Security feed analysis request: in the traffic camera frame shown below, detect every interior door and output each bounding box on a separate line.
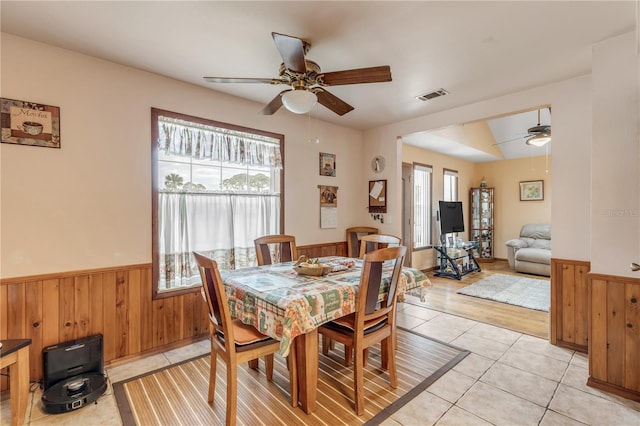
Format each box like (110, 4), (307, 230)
(402, 163), (413, 267)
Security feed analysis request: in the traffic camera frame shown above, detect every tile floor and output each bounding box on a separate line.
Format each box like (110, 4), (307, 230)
(3, 302), (640, 425)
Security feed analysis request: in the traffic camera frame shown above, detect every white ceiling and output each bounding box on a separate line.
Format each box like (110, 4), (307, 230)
(404, 107), (553, 162)
(0, 1), (634, 160)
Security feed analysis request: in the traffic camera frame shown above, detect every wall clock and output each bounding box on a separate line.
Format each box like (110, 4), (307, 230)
(371, 156), (385, 173)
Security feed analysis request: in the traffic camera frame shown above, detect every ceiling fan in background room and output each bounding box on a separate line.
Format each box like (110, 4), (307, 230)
(494, 107), (552, 147)
(204, 32), (392, 116)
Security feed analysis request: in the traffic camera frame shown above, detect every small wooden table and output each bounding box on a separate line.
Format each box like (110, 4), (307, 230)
(1, 339), (32, 426)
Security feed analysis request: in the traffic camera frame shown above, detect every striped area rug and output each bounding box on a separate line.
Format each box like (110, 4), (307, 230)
(113, 328), (468, 425)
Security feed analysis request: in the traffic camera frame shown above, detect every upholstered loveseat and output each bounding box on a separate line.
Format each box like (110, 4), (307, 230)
(505, 224), (551, 276)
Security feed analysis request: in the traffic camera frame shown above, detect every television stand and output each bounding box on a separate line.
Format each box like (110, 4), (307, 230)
(433, 243), (481, 280)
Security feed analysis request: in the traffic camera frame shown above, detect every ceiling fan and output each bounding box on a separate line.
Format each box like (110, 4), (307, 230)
(495, 108), (552, 147)
(203, 32), (392, 116)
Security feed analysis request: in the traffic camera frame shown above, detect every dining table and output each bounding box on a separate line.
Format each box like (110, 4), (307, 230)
(219, 256), (431, 414)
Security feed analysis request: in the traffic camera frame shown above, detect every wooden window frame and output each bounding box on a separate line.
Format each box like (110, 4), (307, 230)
(151, 108), (285, 299)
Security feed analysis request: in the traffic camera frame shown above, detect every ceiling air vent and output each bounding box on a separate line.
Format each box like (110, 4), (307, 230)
(416, 88), (449, 101)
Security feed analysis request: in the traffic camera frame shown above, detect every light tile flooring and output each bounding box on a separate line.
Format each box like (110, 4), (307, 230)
(3, 302), (640, 425)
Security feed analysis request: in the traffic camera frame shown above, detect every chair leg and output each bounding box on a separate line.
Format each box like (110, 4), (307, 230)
(344, 345), (353, 366)
(393, 323), (398, 351)
(265, 354), (274, 381)
(321, 334), (331, 355)
(248, 359), (259, 370)
(226, 362), (238, 426)
(354, 347), (365, 416)
(208, 347), (217, 404)
(345, 344), (370, 367)
(385, 336), (397, 388)
(381, 339), (389, 370)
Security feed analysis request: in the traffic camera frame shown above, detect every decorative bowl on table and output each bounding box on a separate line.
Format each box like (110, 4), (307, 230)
(293, 256), (332, 276)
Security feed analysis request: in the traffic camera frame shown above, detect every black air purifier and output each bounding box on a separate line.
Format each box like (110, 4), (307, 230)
(41, 334), (107, 414)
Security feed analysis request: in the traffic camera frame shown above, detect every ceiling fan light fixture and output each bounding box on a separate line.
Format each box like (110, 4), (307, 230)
(281, 89), (317, 114)
(526, 133), (551, 147)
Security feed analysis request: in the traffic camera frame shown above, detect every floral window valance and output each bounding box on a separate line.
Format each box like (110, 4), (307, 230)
(158, 117), (282, 169)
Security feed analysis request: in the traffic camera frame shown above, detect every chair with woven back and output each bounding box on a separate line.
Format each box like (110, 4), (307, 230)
(318, 246), (407, 415)
(358, 233), (401, 258)
(193, 252), (297, 426)
(345, 226), (379, 258)
(254, 234), (298, 265)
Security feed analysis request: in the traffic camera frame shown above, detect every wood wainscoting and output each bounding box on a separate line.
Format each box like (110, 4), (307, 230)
(588, 273), (640, 402)
(0, 241), (346, 387)
(0, 264), (210, 388)
(550, 258), (591, 353)
(297, 241), (347, 259)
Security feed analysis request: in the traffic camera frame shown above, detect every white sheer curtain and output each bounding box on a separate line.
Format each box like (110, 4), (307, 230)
(158, 192), (280, 291)
(158, 119), (282, 168)
(156, 116), (282, 292)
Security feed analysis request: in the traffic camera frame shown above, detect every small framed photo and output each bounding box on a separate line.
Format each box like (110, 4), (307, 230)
(520, 180), (544, 201)
(1, 98), (61, 148)
(319, 185), (338, 207)
(319, 152), (336, 177)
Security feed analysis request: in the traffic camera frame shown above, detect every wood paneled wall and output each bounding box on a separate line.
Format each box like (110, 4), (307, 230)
(0, 264), (210, 386)
(588, 273), (640, 402)
(550, 258), (591, 353)
(0, 241), (347, 386)
(298, 241), (347, 259)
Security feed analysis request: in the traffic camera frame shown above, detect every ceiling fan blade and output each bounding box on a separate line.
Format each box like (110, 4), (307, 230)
(204, 77), (282, 84)
(260, 90), (287, 115)
(272, 32), (307, 74)
(315, 88), (354, 116)
(319, 66), (392, 86)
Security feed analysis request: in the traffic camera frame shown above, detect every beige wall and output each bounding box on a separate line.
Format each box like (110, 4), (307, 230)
(0, 33), (365, 278)
(369, 28), (638, 275)
(475, 156), (552, 259)
(3, 30), (636, 280)
(401, 143), (552, 268)
(366, 74), (591, 265)
(591, 32), (639, 277)
(401, 144), (476, 269)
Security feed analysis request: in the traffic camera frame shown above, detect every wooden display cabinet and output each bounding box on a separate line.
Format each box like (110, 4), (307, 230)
(469, 187), (494, 262)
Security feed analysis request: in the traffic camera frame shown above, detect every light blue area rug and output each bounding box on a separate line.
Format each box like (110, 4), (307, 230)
(456, 273), (550, 312)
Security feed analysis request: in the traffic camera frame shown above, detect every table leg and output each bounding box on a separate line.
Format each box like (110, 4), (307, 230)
(10, 347), (29, 426)
(294, 328), (318, 414)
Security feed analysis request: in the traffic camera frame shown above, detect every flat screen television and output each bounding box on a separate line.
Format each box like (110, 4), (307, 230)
(439, 201), (465, 234)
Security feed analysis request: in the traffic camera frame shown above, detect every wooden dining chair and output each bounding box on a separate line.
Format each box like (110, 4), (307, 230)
(318, 246), (406, 416)
(326, 233), (401, 366)
(358, 233), (401, 258)
(346, 226), (379, 258)
(193, 252), (298, 425)
(254, 234), (298, 265)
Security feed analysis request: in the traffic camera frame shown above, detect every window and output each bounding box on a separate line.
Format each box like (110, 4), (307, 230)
(443, 169), (458, 202)
(413, 163), (432, 249)
(151, 109), (284, 297)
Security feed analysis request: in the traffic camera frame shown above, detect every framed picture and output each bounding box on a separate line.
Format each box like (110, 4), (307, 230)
(368, 179), (387, 213)
(319, 185), (338, 207)
(1, 98), (61, 148)
(319, 152), (336, 177)
(520, 180), (544, 201)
